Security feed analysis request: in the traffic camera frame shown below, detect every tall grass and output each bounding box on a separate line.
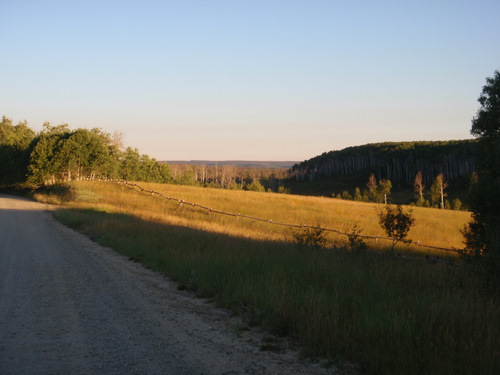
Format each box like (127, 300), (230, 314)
(45, 180), (470, 255)
(36, 181), (498, 374)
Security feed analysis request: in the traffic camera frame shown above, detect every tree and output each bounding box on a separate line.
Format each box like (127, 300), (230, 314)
(376, 179), (392, 204)
(27, 128), (71, 185)
(59, 129), (111, 181)
(353, 187), (363, 201)
(120, 147), (143, 181)
(462, 70), (500, 280)
(245, 180), (265, 192)
(367, 173), (377, 202)
(414, 171), (426, 206)
(377, 205), (415, 254)
(430, 174), (448, 209)
(341, 190), (353, 200)
(0, 117), (35, 185)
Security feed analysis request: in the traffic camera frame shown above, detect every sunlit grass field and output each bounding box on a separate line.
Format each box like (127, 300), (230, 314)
(34, 181), (498, 375)
(41, 180), (470, 256)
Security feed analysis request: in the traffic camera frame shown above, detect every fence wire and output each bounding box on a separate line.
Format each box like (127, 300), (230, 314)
(94, 178), (464, 255)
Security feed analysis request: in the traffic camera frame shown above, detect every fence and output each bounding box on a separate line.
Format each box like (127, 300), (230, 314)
(94, 178), (464, 256)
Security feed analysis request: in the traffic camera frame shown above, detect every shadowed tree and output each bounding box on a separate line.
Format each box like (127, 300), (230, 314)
(462, 70), (500, 281)
(0, 117), (36, 185)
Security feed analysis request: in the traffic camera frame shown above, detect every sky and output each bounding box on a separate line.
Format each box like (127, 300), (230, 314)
(1, 0), (499, 162)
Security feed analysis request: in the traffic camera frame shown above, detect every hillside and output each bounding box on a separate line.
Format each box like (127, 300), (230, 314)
(286, 140), (477, 201)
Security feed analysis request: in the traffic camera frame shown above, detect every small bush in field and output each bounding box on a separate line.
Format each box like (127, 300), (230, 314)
(377, 205), (415, 254)
(346, 223), (368, 253)
(292, 226), (327, 248)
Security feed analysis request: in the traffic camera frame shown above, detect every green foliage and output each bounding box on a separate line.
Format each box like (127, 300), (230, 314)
(292, 226), (327, 248)
(0, 117), (173, 187)
(452, 198), (462, 210)
(346, 223), (368, 253)
(27, 130), (70, 185)
(377, 205), (416, 254)
(353, 187), (363, 201)
(365, 174), (392, 203)
(376, 179), (392, 203)
(463, 70), (500, 282)
(341, 190), (352, 200)
(244, 180), (265, 192)
(0, 116), (36, 185)
(175, 167), (197, 186)
(430, 173), (448, 208)
(414, 196), (427, 207)
(277, 185), (290, 194)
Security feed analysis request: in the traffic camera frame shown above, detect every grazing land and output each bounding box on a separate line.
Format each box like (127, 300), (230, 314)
(32, 180), (499, 375)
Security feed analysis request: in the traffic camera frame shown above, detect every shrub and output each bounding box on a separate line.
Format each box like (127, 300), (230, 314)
(292, 226), (327, 248)
(346, 223), (368, 253)
(377, 205), (415, 254)
(452, 198), (463, 211)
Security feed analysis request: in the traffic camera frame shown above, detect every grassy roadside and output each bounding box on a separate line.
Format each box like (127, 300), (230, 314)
(36, 182), (498, 374)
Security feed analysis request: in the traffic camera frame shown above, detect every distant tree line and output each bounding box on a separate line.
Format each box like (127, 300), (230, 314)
(290, 140), (478, 188)
(0, 117), (290, 192)
(168, 163), (289, 192)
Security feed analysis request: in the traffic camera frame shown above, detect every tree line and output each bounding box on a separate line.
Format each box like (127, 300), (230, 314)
(0, 118), (172, 187)
(168, 163), (289, 192)
(332, 171), (463, 210)
(289, 140), (478, 188)
(0, 117), (289, 192)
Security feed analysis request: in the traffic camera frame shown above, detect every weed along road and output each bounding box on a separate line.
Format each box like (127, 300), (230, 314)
(0, 195), (331, 375)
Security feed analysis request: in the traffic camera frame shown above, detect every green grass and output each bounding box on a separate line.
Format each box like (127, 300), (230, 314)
(51, 200), (499, 375)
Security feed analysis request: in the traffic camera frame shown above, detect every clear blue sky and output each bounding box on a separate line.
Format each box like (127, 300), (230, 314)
(2, 0), (499, 161)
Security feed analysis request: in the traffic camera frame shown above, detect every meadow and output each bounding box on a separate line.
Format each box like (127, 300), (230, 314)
(35, 181), (499, 375)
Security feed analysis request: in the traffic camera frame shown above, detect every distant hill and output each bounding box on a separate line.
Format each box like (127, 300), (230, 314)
(290, 140), (477, 186)
(166, 160), (298, 169)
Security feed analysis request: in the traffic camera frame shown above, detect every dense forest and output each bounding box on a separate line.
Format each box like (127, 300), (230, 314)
(289, 140), (478, 187)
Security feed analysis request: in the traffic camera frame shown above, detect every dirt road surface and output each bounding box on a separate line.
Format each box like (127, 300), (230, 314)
(0, 195), (333, 375)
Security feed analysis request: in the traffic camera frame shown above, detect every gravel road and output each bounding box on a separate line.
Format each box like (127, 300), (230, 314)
(0, 195), (333, 375)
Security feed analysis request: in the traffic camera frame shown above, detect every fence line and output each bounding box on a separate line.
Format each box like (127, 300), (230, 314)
(93, 178), (464, 255)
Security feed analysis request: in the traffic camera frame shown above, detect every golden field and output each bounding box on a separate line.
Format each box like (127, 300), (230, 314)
(43, 180), (471, 255)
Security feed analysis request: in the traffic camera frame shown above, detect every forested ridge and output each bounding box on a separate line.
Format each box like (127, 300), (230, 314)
(290, 140), (478, 187)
